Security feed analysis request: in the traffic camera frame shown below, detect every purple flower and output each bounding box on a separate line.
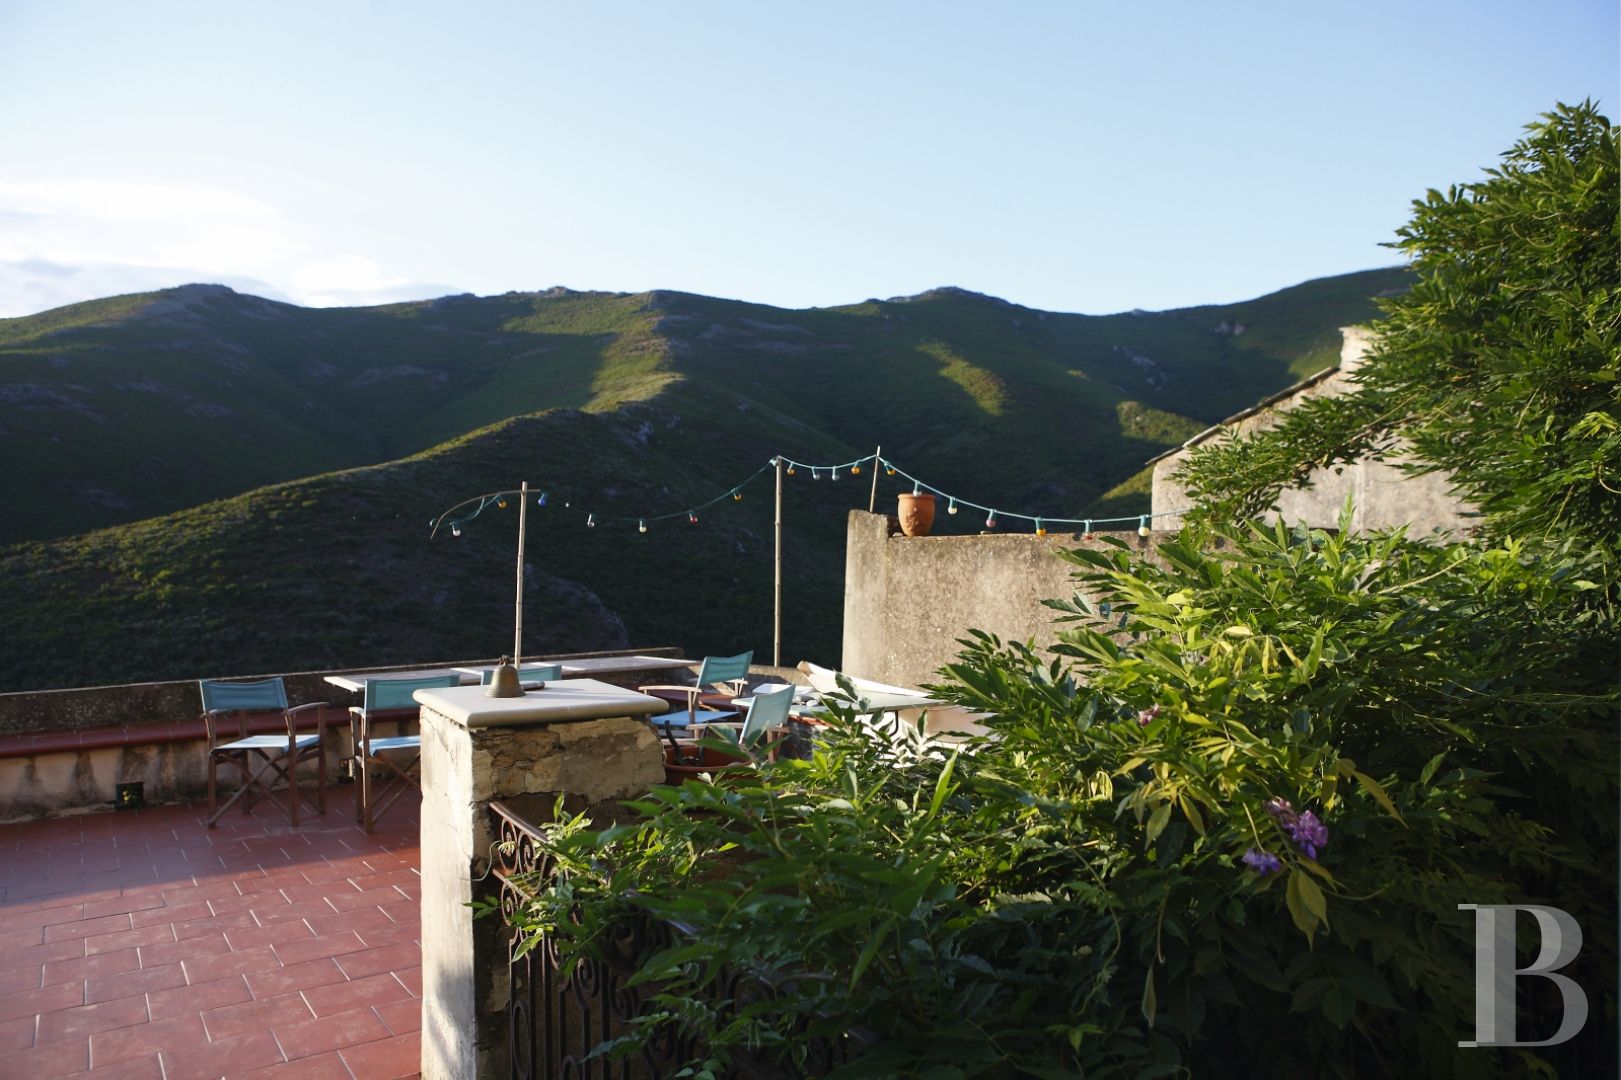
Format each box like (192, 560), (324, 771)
(1241, 848), (1283, 875)
(1262, 797), (1295, 823)
(1136, 705), (1161, 726)
(1286, 810), (1329, 860)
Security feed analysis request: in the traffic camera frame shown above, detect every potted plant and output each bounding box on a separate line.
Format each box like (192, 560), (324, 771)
(896, 492), (936, 536)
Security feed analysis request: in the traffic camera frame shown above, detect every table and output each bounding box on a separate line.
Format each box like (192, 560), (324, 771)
(413, 678), (665, 729)
(323, 666), (477, 694)
(325, 655), (694, 695)
(453, 655), (694, 681)
(731, 688), (942, 721)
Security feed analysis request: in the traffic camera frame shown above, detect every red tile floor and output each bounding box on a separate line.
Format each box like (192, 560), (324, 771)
(0, 791), (424, 1079)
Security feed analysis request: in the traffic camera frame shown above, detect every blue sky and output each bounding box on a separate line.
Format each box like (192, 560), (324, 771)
(0, 1), (1615, 318)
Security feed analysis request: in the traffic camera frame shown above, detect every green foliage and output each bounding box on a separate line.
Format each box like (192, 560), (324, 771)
(501, 518), (1616, 1077)
(1175, 102), (1621, 587)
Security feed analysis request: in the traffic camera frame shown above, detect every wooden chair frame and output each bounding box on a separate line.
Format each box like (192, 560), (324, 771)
(350, 676), (458, 833)
(639, 651), (752, 735)
(200, 678), (328, 829)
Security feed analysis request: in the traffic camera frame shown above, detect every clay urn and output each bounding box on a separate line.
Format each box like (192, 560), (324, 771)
(897, 492), (936, 537)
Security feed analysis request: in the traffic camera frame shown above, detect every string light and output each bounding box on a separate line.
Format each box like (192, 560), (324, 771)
(878, 456), (1178, 534)
(430, 450), (1181, 542)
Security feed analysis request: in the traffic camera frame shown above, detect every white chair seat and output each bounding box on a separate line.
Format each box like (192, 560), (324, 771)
(654, 709), (738, 732)
(217, 733), (320, 752)
(366, 735), (422, 753)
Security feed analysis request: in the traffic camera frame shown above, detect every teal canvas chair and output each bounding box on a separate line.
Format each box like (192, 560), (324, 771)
(638, 651), (752, 734)
(199, 677), (329, 828)
(737, 684), (795, 748)
(667, 684), (796, 767)
(350, 675), (458, 832)
(479, 663), (561, 687)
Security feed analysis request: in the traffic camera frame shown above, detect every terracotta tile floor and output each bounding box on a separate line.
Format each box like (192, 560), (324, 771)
(0, 790), (423, 1079)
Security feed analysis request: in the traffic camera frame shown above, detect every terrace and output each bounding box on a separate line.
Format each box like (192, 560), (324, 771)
(0, 517), (1147, 1077)
(0, 793), (424, 1079)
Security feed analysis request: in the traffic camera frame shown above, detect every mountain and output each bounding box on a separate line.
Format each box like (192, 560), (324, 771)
(0, 267), (1409, 692)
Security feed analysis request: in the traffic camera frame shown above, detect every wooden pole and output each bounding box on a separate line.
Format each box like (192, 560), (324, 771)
(867, 444), (882, 513)
(773, 457), (783, 667)
(514, 481), (527, 663)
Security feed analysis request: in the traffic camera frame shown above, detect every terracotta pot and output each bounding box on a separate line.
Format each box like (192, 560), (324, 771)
(897, 493), (936, 537)
(662, 743), (749, 785)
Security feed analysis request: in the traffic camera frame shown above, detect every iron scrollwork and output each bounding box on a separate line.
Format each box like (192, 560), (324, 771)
(488, 801), (853, 1079)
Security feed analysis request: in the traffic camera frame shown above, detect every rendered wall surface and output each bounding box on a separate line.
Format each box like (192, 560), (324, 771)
(841, 511), (1152, 689)
(1151, 327), (1476, 535)
(417, 701), (662, 1080)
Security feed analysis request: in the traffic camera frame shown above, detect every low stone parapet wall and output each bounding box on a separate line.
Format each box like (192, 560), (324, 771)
(0, 648), (685, 822)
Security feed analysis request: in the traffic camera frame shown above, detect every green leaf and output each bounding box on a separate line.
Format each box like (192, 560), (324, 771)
(849, 916), (895, 990)
(1146, 800), (1173, 843)
(1351, 769), (1405, 823)
(1179, 794), (1206, 836)
(1141, 967), (1157, 1028)
(1295, 869), (1330, 927)
(1285, 870), (1320, 944)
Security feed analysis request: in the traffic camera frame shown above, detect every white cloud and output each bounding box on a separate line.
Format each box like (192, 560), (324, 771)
(0, 180), (277, 223)
(0, 179), (454, 317)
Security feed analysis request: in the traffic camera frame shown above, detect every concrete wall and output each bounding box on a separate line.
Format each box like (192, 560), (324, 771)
(1151, 326), (1475, 535)
(0, 647), (684, 822)
(841, 510), (1152, 689)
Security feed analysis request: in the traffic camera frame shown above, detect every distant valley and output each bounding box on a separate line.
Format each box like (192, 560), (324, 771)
(0, 267), (1409, 692)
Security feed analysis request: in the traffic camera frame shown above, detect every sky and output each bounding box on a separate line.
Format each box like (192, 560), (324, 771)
(0, 1), (1615, 319)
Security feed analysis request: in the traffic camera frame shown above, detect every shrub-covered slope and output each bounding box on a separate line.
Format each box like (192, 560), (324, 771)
(0, 267), (1409, 691)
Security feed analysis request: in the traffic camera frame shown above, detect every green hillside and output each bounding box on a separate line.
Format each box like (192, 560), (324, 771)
(0, 267), (1410, 692)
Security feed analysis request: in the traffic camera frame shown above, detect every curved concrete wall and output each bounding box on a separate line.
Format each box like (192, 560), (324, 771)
(840, 511), (1153, 689)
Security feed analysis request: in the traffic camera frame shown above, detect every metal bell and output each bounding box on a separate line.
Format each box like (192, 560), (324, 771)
(485, 656), (525, 698)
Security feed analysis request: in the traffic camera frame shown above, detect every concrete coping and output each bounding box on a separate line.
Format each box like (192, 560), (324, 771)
(414, 679), (667, 730)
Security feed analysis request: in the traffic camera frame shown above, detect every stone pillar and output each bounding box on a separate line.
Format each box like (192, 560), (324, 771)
(415, 682), (665, 1080)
